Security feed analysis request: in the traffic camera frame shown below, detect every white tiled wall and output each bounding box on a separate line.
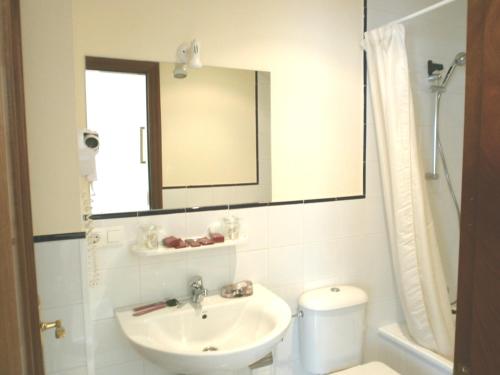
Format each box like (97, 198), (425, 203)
(35, 240), (87, 375)
(92, 194), (402, 375)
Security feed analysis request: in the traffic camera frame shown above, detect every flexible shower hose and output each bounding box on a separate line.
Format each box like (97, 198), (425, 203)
(437, 133), (461, 222)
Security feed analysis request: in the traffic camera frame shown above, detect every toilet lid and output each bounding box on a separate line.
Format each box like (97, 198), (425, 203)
(332, 362), (400, 375)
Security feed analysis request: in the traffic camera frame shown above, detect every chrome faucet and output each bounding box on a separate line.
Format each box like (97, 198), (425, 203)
(189, 276), (208, 306)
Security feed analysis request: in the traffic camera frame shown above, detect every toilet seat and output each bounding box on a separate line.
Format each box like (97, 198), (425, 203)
(332, 361), (400, 374)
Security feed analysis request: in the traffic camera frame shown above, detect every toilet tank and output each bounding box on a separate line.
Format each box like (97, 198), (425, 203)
(298, 286), (368, 374)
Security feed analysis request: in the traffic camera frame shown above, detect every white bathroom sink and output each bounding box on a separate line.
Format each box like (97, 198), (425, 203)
(116, 283), (291, 374)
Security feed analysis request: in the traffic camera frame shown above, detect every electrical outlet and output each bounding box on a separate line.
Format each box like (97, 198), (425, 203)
(87, 231), (102, 245)
(89, 226), (124, 248)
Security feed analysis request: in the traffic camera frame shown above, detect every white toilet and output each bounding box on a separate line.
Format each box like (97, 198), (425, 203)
(298, 285), (399, 375)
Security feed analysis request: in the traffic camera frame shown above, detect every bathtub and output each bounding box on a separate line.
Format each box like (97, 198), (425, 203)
(377, 323), (453, 375)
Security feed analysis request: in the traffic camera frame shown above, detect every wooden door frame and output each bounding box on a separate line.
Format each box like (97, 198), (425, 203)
(85, 56), (163, 209)
(454, 0), (500, 374)
(0, 0), (44, 373)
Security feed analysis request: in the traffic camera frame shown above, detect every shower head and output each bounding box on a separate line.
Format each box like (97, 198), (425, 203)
(440, 52), (466, 88)
(454, 52), (466, 66)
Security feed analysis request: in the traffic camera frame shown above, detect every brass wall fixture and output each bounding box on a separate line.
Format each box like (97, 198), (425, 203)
(40, 319), (66, 339)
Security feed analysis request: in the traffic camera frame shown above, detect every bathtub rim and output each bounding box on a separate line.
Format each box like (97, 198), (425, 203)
(378, 323), (454, 373)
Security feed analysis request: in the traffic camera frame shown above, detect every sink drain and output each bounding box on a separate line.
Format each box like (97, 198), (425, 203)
(202, 346), (218, 352)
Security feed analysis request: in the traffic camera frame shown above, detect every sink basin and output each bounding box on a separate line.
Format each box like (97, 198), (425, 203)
(116, 283), (291, 374)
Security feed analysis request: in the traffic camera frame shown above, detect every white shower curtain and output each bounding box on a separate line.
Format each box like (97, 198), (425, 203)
(363, 24), (455, 359)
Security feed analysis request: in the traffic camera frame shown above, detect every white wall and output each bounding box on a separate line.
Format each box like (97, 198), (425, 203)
(161, 65), (257, 187)
(21, 0), (83, 235)
(163, 71), (272, 209)
(35, 240), (88, 375)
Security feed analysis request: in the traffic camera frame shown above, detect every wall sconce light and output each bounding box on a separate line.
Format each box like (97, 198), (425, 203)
(173, 39), (202, 79)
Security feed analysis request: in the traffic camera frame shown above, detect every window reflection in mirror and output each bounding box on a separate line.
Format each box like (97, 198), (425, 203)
(85, 69), (151, 214)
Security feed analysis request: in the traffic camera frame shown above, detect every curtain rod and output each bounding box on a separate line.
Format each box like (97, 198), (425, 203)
(366, 0), (457, 33)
